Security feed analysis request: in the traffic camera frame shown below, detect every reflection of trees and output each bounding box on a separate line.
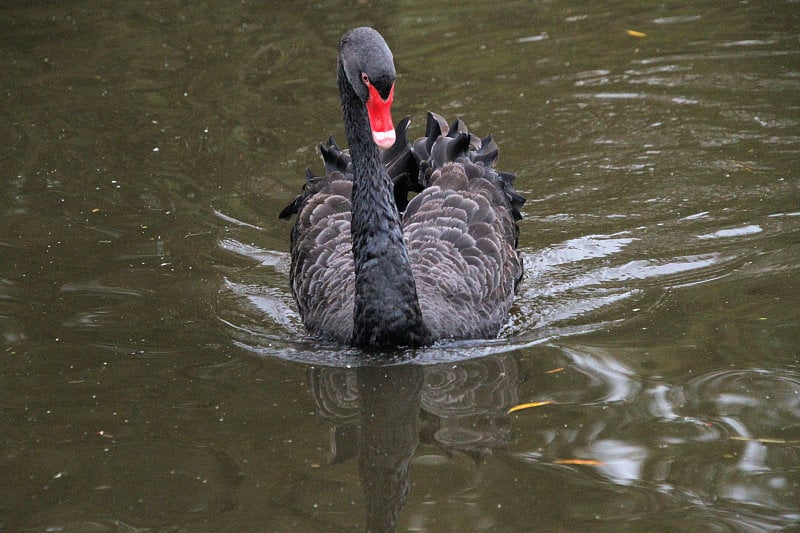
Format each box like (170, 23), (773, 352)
(308, 354), (521, 531)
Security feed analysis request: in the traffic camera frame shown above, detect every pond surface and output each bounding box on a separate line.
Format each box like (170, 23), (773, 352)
(2, 1), (799, 531)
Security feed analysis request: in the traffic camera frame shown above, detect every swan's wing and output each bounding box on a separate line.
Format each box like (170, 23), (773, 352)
(404, 112), (526, 340)
(404, 161), (523, 340)
(411, 112), (525, 224)
(285, 173), (355, 344)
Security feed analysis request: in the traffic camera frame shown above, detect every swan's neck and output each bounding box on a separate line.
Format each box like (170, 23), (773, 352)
(339, 71), (431, 348)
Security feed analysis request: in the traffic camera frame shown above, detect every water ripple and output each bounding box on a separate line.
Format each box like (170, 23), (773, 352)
(677, 369), (800, 433)
(697, 225), (764, 240)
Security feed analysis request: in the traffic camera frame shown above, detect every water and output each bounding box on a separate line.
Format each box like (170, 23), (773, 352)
(2, 1), (799, 531)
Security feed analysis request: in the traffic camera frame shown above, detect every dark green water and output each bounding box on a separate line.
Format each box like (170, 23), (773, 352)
(2, 1), (799, 531)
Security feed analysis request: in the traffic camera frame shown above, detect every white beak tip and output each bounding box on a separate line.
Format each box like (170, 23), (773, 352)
(372, 129), (396, 150)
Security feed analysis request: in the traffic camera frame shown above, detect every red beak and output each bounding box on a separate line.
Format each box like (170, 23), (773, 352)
(365, 83), (395, 149)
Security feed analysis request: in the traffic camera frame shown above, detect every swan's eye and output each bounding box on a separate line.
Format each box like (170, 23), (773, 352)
(361, 72), (370, 86)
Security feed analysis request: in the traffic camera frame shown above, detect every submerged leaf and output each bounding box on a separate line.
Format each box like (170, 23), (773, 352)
(553, 458), (605, 466)
(508, 400), (554, 413)
(730, 436), (799, 445)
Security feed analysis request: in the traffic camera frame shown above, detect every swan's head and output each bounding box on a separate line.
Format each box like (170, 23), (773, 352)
(339, 27), (396, 149)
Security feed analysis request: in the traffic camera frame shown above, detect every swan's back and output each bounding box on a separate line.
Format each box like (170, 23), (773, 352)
(280, 113), (525, 344)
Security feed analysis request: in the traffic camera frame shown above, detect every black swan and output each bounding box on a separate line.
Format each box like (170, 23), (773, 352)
(279, 27), (525, 348)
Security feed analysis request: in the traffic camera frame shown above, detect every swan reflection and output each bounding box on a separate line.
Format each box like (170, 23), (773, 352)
(308, 354), (519, 531)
